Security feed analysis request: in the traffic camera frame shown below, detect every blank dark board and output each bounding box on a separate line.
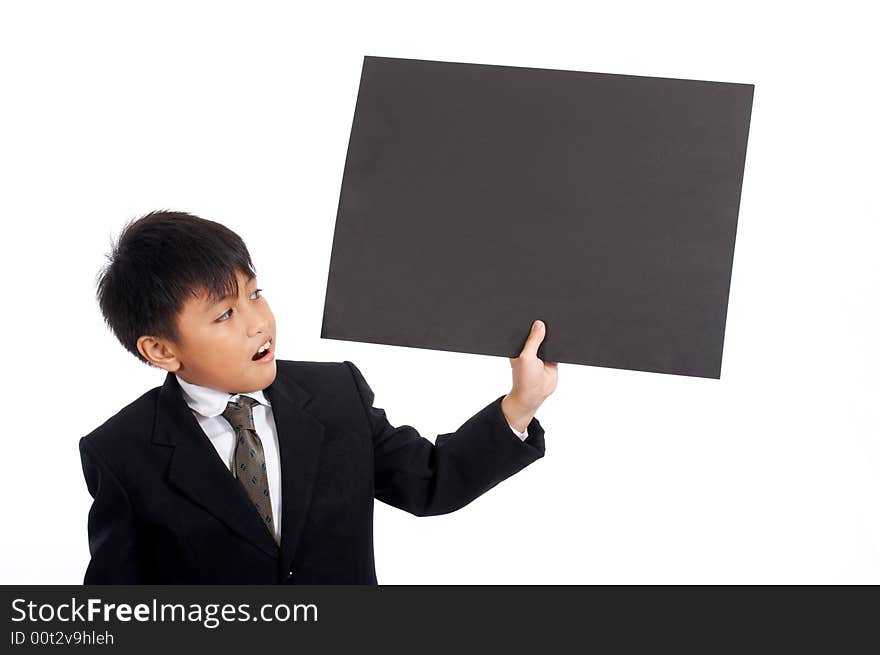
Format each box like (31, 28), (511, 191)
(321, 56), (754, 378)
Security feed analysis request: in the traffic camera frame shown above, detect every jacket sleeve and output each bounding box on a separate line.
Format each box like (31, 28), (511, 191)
(344, 360), (546, 517)
(79, 436), (144, 584)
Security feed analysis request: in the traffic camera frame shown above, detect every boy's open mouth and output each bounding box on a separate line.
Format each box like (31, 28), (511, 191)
(252, 338), (273, 361)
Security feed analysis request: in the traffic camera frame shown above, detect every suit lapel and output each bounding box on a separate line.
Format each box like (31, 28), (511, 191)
(153, 371), (279, 559)
(263, 366), (326, 578)
(151, 364), (326, 574)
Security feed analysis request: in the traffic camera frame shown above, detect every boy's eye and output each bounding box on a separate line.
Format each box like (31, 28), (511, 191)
(215, 288), (264, 322)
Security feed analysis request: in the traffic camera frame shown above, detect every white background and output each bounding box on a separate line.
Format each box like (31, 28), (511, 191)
(1, 1), (877, 584)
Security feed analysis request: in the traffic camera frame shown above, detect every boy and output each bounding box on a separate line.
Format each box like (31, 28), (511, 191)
(80, 210), (557, 584)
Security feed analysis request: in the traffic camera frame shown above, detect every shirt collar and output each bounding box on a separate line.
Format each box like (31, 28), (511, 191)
(174, 373), (272, 419)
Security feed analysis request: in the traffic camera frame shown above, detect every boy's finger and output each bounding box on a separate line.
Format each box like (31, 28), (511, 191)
(520, 320), (545, 358)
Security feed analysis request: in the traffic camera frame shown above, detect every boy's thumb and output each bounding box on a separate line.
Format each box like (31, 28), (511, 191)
(522, 319), (545, 356)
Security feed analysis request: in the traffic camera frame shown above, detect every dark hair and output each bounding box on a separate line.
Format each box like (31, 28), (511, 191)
(95, 210), (257, 367)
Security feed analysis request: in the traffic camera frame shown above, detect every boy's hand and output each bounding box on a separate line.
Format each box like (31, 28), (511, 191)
(501, 319), (558, 433)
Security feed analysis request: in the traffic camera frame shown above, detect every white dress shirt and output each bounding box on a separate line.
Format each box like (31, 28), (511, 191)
(174, 373), (531, 544)
(175, 374), (284, 545)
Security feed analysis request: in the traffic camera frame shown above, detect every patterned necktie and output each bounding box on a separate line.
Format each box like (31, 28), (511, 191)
(220, 395), (275, 537)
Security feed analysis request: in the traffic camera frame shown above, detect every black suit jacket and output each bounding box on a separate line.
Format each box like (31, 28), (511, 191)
(78, 359), (546, 584)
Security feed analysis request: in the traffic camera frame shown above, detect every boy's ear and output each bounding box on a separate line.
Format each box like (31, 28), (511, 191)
(137, 335), (181, 371)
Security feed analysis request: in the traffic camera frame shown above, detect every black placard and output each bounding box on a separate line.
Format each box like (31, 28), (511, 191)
(322, 56), (754, 378)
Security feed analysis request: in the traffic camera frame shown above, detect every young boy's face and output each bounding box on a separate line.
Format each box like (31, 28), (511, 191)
(162, 269), (278, 394)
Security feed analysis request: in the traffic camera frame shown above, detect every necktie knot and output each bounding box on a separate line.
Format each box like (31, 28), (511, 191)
(221, 395), (259, 432)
